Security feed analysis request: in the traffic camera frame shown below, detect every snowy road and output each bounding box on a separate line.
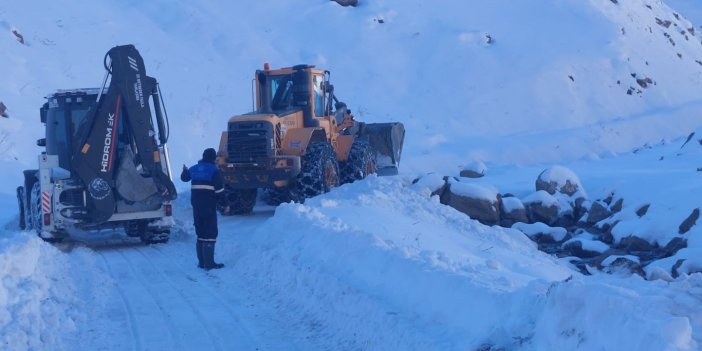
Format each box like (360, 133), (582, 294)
(94, 244), (259, 350)
(57, 206), (288, 351)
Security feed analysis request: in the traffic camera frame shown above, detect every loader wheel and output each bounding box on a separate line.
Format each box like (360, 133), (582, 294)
(295, 142), (340, 199)
(340, 140), (377, 184)
(221, 188), (257, 215)
(17, 186), (26, 230)
(263, 187), (292, 206)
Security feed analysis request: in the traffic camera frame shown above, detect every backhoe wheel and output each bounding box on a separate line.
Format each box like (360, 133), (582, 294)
(16, 186), (26, 230)
(142, 229), (170, 244)
(30, 182), (42, 233)
(128, 220), (170, 244)
(221, 188), (257, 215)
(29, 182), (63, 243)
(340, 140), (377, 184)
(125, 220), (147, 238)
(296, 142), (340, 199)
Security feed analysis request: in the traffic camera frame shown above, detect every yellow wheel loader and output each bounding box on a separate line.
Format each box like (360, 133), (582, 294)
(216, 64), (404, 214)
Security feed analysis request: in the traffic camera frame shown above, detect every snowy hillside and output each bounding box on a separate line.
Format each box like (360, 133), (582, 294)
(2, 0), (702, 350)
(1, 0), (702, 184)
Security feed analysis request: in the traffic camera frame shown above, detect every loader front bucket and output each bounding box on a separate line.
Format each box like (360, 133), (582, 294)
(359, 122), (405, 176)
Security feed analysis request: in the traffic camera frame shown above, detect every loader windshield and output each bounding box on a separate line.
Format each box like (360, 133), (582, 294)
(269, 74), (294, 112)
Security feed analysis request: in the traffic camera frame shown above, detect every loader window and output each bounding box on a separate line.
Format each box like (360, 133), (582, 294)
(270, 75), (294, 112)
(313, 74), (324, 117)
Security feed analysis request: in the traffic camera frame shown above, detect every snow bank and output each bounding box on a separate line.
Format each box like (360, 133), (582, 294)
(0, 233), (76, 349)
(229, 176), (570, 348)
(221, 176), (702, 349)
(527, 274), (698, 350)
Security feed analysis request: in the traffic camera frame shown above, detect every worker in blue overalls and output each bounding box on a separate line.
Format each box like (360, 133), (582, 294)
(181, 148), (230, 270)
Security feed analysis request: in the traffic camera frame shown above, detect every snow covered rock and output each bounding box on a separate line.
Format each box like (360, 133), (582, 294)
(610, 197), (624, 214)
(522, 190), (560, 225)
(0, 102), (7, 118)
(635, 204), (650, 217)
(459, 160), (486, 178)
(599, 255), (644, 276)
(661, 237), (687, 258)
(331, 0), (358, 7)
(585, 200), (612, 224)
(512, 222), (568, 245)
(678, 208), (699, 234)
(562, 237), (609, 259)
(617, 235), (656, 252)
(442, 180), (500, 225)
(499, 195), (528, 227)
(411, 173), (449, 198)
(535, 165), (583, 197)
(11, 28), (24, 44)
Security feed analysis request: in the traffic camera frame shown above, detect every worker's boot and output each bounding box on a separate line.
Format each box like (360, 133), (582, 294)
(196, 240), (205, 268)
(202, 241), (224, 270)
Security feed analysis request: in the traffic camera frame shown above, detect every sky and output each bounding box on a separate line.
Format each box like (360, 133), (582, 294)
(1, 0), (702, 350)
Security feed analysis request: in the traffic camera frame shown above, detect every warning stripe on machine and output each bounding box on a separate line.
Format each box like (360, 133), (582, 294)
(42, 192), (51, 213)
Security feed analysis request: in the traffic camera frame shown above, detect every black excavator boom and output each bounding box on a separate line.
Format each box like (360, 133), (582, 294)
(73, 45), (176, 223)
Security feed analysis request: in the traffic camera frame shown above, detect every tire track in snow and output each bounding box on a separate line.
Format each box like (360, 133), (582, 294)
(96, 250), (143, 351)
(113, 249), (190, 351)
(111, 246), (223, 351)
(142, 244), (264, 350)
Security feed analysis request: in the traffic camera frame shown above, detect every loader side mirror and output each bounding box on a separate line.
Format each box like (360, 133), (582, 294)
(36, 138), (46, 147)
(323, 82), (334, 93)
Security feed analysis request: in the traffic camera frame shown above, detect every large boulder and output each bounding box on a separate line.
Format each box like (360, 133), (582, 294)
(535, 165), (584, 197)
(443, 180), (500, 225)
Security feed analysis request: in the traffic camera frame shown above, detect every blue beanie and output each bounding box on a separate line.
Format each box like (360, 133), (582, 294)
(203, 148), (217, 162)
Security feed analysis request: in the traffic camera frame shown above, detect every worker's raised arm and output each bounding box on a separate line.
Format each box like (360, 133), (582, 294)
(180, 164), (191, 182)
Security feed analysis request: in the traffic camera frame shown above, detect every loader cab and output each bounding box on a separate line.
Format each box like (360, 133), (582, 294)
(44, 89), (101, 171)
(255, 64), (329, 128)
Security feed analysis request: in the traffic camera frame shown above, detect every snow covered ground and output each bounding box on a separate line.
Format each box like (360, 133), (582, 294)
(2, 0), (702, 350)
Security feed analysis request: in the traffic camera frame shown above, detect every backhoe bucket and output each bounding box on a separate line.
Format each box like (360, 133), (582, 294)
(359, 122), (405, 176)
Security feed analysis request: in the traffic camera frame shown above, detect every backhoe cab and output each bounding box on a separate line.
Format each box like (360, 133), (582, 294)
(217, 64), (405, 214)
(17, 45), (177, 243)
